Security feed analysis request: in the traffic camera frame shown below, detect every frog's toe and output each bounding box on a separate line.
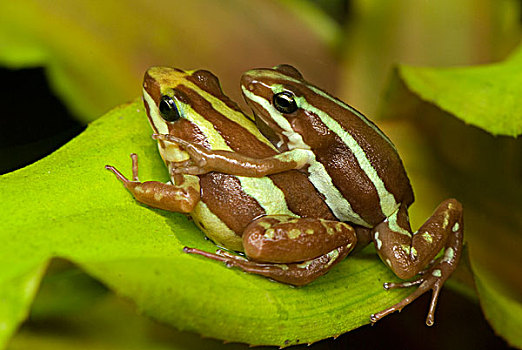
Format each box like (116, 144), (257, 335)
(383, 278), (423, 290)
(372, 265), (449, 326)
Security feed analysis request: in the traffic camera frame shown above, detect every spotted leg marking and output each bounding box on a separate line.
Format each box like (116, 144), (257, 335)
(370, 199), (463, 325)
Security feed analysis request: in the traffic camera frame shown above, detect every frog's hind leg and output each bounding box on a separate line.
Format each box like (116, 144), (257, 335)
(184, 215), (357, 285)
(184, 244), (352, 286)
(370, 199), (463, 325)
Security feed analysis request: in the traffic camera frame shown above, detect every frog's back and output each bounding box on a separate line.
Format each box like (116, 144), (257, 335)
(241, 65), (414, 226)
(302, 84), (415, 221)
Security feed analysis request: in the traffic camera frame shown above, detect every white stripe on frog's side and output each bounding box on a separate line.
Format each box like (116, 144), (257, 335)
(242, 87), (370, 227)
(239, 176), (298, 218)
(251, 70), (397, 151)
(386, 207), (412, 237)
(287, 90), (400, 219)
(191, 201), (243, 251)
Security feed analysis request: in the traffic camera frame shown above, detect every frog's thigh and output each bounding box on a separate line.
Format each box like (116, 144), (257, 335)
(243, 215), (357, 263)
(226, 243), (354, 286)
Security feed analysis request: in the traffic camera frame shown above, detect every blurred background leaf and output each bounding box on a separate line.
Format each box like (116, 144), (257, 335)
(397, 45), (522, 136)
(0, 0), (338, 123)
(10, 286), (249, 350)
(1, 0), (521, 349)
(337, 0), (521, 116)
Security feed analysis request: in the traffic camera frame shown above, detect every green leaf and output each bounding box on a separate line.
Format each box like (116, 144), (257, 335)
(0, 99), (413, 348)
(398, 44), (522, 136)
(0, 262), (47, 346)
(29, 261), (108, 320)
(10, 293), (244, 350)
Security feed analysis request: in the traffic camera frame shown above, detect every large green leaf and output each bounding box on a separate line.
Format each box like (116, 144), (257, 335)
(0, 99), (414, 348)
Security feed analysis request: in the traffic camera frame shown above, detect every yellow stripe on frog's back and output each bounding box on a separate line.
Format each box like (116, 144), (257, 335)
(181, 73), (276, 151)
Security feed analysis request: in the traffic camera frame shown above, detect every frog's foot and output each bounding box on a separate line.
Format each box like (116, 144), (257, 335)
(183, 244), (352, 286)
(370, 262), (450, 326)
(183, 247), (248, 264)
(105, 153), (140, 183)
(371, 199), (463, 325)
(105, 154), (200, 213)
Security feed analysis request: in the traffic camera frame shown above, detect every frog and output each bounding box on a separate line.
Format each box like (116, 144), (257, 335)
(105, 66), (357, 286)
(163, 64), (464, 326)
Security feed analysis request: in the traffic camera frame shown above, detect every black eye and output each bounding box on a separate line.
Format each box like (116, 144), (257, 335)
(159, 95), (181, 122)
(273, 91), (298, 114)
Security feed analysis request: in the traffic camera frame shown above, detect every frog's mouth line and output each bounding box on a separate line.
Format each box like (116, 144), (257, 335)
(246, 107), (287, 152)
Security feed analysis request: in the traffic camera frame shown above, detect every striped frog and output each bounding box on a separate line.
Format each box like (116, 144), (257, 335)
(106, 67), (357, 286)
(167, 65), (464, 325)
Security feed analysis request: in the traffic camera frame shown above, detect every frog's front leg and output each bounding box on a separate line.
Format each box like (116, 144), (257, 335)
(153, 134), (312, 177)
(185, 216), (357, 286)
(370, 199), (463, 325)
(105, 153), (200, 213)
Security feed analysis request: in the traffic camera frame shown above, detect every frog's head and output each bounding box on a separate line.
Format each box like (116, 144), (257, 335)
(240, 64), (324, 151)
(241, 64), (395, 153)
(142, 66), (229, 165)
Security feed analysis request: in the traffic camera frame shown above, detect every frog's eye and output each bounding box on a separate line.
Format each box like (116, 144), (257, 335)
(273, 91), (298, 114)
(159, 95), (181, 122)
